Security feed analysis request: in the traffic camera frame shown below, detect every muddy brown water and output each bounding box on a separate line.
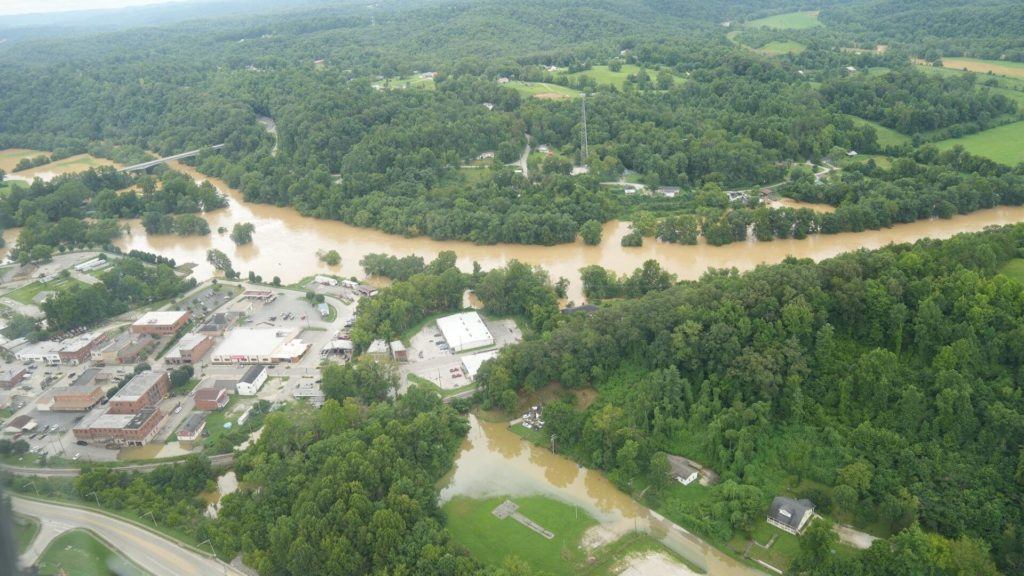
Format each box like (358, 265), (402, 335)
(5, 153), (1024, 302)
(440, 415), (761, 575)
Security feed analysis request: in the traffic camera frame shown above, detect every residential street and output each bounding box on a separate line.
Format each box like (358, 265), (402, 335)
(12, 495), (244, 576)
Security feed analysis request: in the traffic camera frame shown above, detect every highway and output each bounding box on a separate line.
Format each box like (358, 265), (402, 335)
(1, 452), (234, 477)
(13, 495), (244, 576)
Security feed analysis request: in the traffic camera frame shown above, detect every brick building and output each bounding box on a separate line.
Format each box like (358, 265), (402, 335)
(165, 334), (214, 365)
(107, 371), (169, 415)
(131, 311), (190, 336)
(73, 407), (164, 446)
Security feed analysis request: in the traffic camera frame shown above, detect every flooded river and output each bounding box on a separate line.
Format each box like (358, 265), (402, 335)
(440, 415), (760, 575)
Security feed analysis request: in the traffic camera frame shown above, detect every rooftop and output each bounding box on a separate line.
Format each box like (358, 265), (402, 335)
(111, 371), (165, 402)
(133, 310), (188, 327)
(241, 364), (267, 383)
(88, 407), (159, 431)
(195, 387), (225, 402)
(60, 331), (103, 353)
(666, 455), (699, 479)
(462, 349), (500, 379)
(212, 328), (304, 358)
(436, 312), (493, 349)
(179, 413), (206, 435)
(768, 497), (815, 529)
(175, 333), (209, 351)
(69, 368), (104, 389)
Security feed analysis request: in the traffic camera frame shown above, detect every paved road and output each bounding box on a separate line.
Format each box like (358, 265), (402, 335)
(1, 452), (234, 477)
(13, 496), (244, 576)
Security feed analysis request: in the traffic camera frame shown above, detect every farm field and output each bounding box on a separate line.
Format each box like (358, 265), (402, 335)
(934, 120), (1024, 166)
(758, 40), (806, 56)
(0, 148), (48, 172)
(10, 153), (118, 182)
(941, 57), (1024, 79)
(746, 10), (821, 29)
(36, 529), (146, 576)
(844, 115), (911, 148)
(561, 64), (685, 90)
(504, 80), (580, 99)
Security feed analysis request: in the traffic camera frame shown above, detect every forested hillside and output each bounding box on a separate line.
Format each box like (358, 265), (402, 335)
(478, 224), (1024, 573)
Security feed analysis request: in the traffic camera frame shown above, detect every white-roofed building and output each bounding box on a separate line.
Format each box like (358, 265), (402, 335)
(461, 349), (499, 381)
(210, 328), (309, 364)
(436, 312), (494, 352)
(131, 310), (190, 335)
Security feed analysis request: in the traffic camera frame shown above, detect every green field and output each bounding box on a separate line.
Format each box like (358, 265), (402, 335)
(0, 178), (28, 196)
(941, 57), (1024, 80)
(999, 259), (1024, 283)
(36, 529), (147, 576)
(845, 115), (912, 148)
(934, 120), (1024, 166)
(15, 514), (40, 553)
(458, 166), (494, 185)
(4, 276), (88, 305)
(747, 10), (822, 29)
(504, 81), (581, 99)
(758, 40), (806, 56)
(443, 496), (597, 575)
(373, 73), (436, 91)
(562, 64), (685, 90)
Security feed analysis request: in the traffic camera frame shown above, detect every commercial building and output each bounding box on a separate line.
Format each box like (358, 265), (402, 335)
(237, 365), (268, 396)
(131, 310), (190, 335)
(210, 328), (309, 364)
(15, 341), (63, 366)
(176, 413), (206, 446)
(58, 332), (107, 365)
(51, 368), (108, 411)
(461, 349), (499, 381)
(436, 312), (494, 352)
(0, 367), (27, 390)
(91, 332), (146, 365)
(73, 407), (164, 446)
(195, 387), (229, 411)
(165, 334), (214, 365)
(107, 371), (169, 415)
(292, 381), (325, 406)
(197, 312), (238, 336)
(242, 290), (275, 302)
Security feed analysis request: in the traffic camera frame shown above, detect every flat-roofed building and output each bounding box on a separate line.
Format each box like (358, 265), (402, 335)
(176, 413), (206, 446)
(390, 341), (407, 362)
(108, 371), (169, 414)
(51, 368), (108, 411)
(195, 387), (229, 411)
(0, 367), (28, 390)
(197, 312), (237, 336)
(73, 407), (164, 446)
(237, 365), (268, 396)
(131, 310), (190, 335)
(242, 290), (275, 301)
(437, 312), (494, 352)
(210, 328), (309, 364)
(461, 349), (499, 381)
(91, 332), (146, 365)
(165, 334), (214, 365)
(58, 331), (107, 365)
(15, 341), (63, 366)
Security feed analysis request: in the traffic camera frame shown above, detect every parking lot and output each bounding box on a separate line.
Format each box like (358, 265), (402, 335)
(399, 315), (522, 392)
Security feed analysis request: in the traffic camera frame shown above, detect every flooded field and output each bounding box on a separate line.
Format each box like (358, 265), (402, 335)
(440, 415), (760, 575)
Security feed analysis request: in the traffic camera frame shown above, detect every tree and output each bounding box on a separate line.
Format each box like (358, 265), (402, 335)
(650, 452), (671, 489)
(169, 365), (194, 391)
(579, 219), (603, 245)
(320, 250), (341, 266)
(230, 222), (255, 245)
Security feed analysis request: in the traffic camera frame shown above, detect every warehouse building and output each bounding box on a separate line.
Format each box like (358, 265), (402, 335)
(436, 312), (494, 352)
(15, 341), (63, 366)
(165, 334), (214, 365)
(131, 310), (190, 335)
(237, 365), (268, 395)
(73, 407), (164, 446)
(50, 368), (108, 411)
(209, 328), (309, 364)
(461, 349), (499, 381)
(107, 371), (169, 414)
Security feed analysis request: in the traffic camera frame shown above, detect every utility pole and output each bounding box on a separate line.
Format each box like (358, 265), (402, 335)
(580, 94), (589, 165)
(87, 491), (100, 508)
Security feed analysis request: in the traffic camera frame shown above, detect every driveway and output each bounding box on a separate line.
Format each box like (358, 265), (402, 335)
(13, 495), (244, 575)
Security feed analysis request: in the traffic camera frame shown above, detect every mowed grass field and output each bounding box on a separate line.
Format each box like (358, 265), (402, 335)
(0, 148), (48, 172)
(941, 57), (1024, 79)
(443, 496), (596, 575)
(1000, 258), (1024, 283)
(36, 529), (146, 576)
(845, 115), (912, 148)
(561, 64), (685, 90)
(504, 80), (581, 100)
(15, 514), (40, 553)
(14, 153), (118, 180)
(4, 276), (88, 305)
(934, 120), (1024, 166)
(747, 10), (821, 29)
(373, 74), (436, 90)
(758, 40), (806, 56)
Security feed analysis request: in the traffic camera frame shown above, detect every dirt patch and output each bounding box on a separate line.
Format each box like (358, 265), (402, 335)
(580, 524), (621, 551)
(833, 523), (877, 550)
(616, 551), (700, 576)
(942, 58), (1024, 79)
(534, 92), (572, 100)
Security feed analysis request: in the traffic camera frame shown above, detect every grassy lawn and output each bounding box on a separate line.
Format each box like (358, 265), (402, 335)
(458, 166), (493, 185)
(841, 154), (893, 170)
(941, 57), (1024, 80)
(408, 372), (477, 398)
(1000, 258), (1024, 283)
(201, 395), (252, 450)
(562, 65), (685, 90)
(504, 80), (581, 99)
(733, 522), (803, 572)
(747, 11), (821, 29)
(36, 528), (147, 576)
(509, 421), (551, 446)
(4, 276), (87, 305)
(14, 514), (40, 553)
(373, 74), (436, 90)
(587, 532), (703, 576)
(0, 178), (27, 196)
(844, 115), (912, 148)
(443, 495), (597, 575)
(934, 120), (1024, 166)
(758, 40), (806, 56)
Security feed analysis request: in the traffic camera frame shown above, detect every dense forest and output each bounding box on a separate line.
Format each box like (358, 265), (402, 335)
(477, 224), (1024, 573)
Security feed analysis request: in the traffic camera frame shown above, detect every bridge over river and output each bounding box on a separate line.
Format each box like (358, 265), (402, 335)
(119, 143), (225, 172)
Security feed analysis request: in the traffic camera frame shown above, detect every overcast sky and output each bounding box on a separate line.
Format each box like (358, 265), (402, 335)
(0, 0), (179, 16)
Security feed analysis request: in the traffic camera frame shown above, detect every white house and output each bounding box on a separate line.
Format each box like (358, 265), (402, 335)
(237, 365), (268, 396)
(767, 497), (815, 535)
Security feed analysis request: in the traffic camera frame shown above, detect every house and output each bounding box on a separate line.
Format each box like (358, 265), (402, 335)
(483, 103), (494, 111)
(477, 151), (495, 160)
(657, 186), (680, 198)
(366, 340), (390, 360)
(498, 77), (510, 84)
(237, 365), (268, 396)
(176, 413), (206, 447)
(846, 150), (858, 157)
(390, 341), (407, 362)
(767, 497), (815, 535)
(195, 388), (229, 411)
(666, 455), (699, 485)
(356, 285), (378, 297)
